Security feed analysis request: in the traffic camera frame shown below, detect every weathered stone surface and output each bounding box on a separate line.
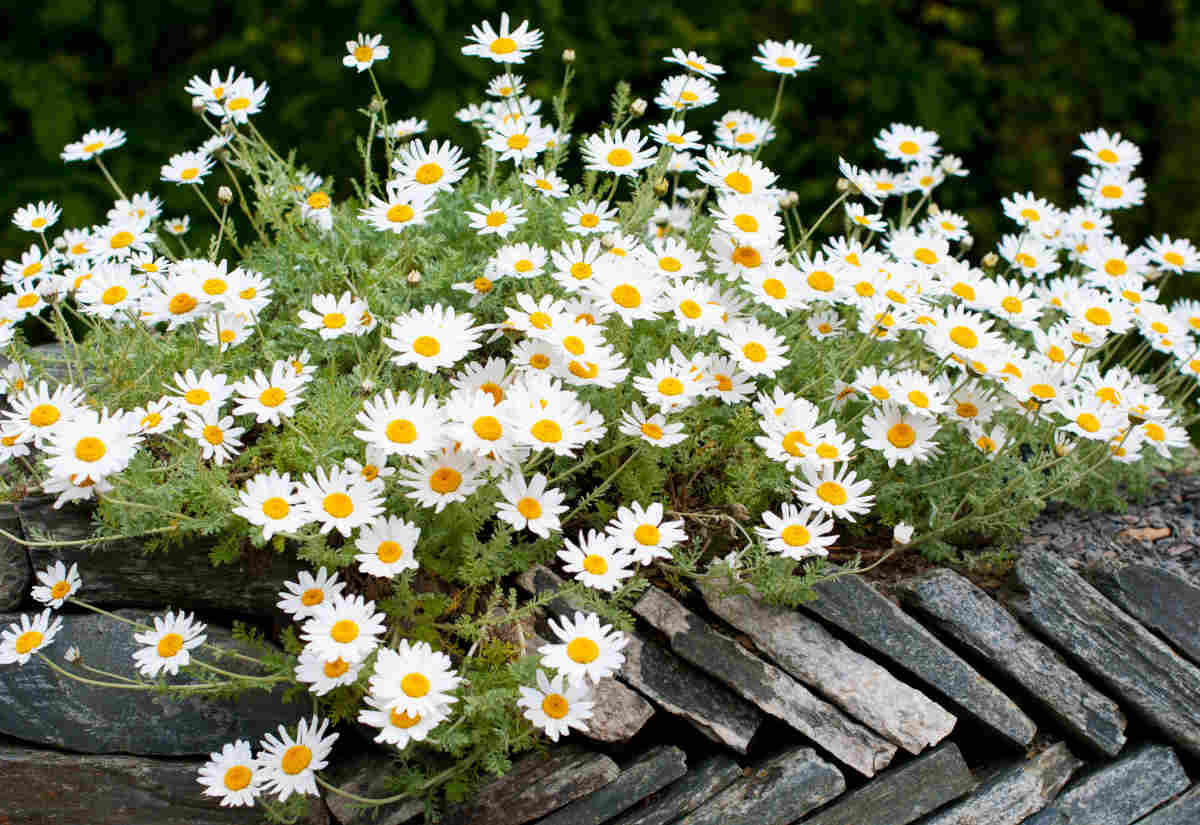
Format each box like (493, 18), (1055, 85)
(0, 740), (261, 824)
(1023, 744), (1188, 825)
(0, 500), (29, 611)
(0, 609), (301, 755)
(897, 568), (1126, 756)
(441, 745), (619, 825)
(635, 586), (896, 777)
(607, 754), (741, 825)
(324, 752), (424, 825)
(800, 571), (1037, 748)
(1015, 551), (1200, 757)
(536, 746), (687, 825)
(517, 566), (761, 753)
(522, 630), (654, 744)
(1134, 783), (1200, 825)
(1088, 563), (1200, 668)
(673, 746), (844, 825)
(18, 494), (308, 616)
(698, 576), (956, 755)
(800, 743), (973, 825)
(915, 742), (1082, 825)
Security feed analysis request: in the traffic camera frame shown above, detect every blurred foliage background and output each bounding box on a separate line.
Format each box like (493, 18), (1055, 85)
(3, 0), (1200, 278)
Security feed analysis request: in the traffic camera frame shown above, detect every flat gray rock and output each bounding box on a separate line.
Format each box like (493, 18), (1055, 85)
(915, 741), (1082, 825)
(0, 740), (261, 824)
(517, 566), (761, 753)
(19, 494), (308, 616)
(698, 576), (956, 755)
(0, 609), (301, 755)
(800, 571), (1037, 748)
(441, 745), (619, 825)
(1088, 563), (1200, 668)
(536, 746), (687, 825)
(324, 751), (424, 825)
(800, 743), (973, 825)
(1134, 783), (1200, 825)
(635, 586), (896, 777)
(0, 501), (29, 610)
(607, 754), (741, 825)
(897, 568), (1126, 756)
(1023, 744), (1188, 825)
(1015, 551), (1200, 757)
(671, 746), (844, 825)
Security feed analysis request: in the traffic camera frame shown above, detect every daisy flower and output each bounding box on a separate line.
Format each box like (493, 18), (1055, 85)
(1079, 168), (1145, 210)
(231, 364), (306, 426)
(43, 407), (142, 485)
(160, 151), (214, 185)
(664, 48), (724, 79)
(586, 261), (666, 326)
(277, 567), (345, 620)
(606, 501), (687, 565)
(183, 408), (245, 465)
(649, 119), (704, 152)
(31, 561), (81, 609)
(165, 368), (233, 417)
(489, 242), (547, 280)
(385, 304), (485, 373)
(521, 165), (569, 198)
(1074, 128), (1141, 171)
(845, 202), (886, 233)
(698, 149), (778, 197)
(1144, 235), (1200, 273)
(185, 67), (242, 105)
(861, 403), (942, 467)
(301, 594), (387, 664)
(618, 402), (686, 447)
(540, 611), (629, 685)
(753, 40), (820, 75)
(395, 448), (487, 513)
(968, 422), (1009, 458)
(132, 610), (207, 678)
(256, 716), (337, 802)
(357, 692), (447, 749)
(0, 609), (63, 666)
(504, 379), (603, 457)
(233, 470), (308, 541)
(655, 74), (719, 111)
(562, 199), (619, 236)
(2, 243), (52, 285)
(298, 291), (368, 340)
(557, 530), (636, 592)
(485, 116), (554, 163)
(355, 516), (421, 578)
(370, 639), (463, 718)
(518, 669), (595, 742)
(461, 12), (543, 63)
(718, 319), (788, 377)
(549, 239), (605, 288)
(344, 33), (389, 71)
(706, 356), (756, 403)
(756, 503), (838, 560)
(208, 75), (269, 124)
(165, 216), (190, 235)
(354, 387), (447, 458)
(5, 380), (86, 446)
(633, 356), (702, 412)
(875, 123), (941, 165)
(390, 139), (469, 194)
(12, 201), (61, 233)
(357, 186), (436, 234)
(495, 472), (568, 538)
(467, 196), (527, 237)
(792, 463), (876, 522)
(380, 117), (428, 140)
(197, 740), (261, 807)
(716, 113), (776, 152)
(297, 465), (384, 537)
(61, 127), (127, 162)
(486, 73), (526, 98)
(91, 218), (154, 262)
(199, 312), (253, 352)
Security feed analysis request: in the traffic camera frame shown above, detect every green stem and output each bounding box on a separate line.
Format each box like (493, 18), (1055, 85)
(93, 156), (127, 202)
(796, 191), (851, 250)
(753, 74), (787, 163)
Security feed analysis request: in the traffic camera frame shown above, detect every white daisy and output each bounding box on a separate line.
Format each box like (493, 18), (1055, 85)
(31, 561), (81, 609)
(495, 472), (568, 538)
(255, 716), (338, 802)
(355, 516), (421, 578)
(539, 611), (629, 685)
(232, 471), (308, 541)
(131, 610), (207, 678)
(606, 501), (687, 565)
(197, 740), (261, 807)
(301, 594), (387, 664)
(517, 669), (595, 742)
(277, 567), (345, 620)
(557, 530), (636, 592)
(296, 465), (385, 537)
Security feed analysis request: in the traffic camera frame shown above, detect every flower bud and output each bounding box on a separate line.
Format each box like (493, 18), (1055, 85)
(836, 177), (851, 192)
(407, 269), (422, 285)
(893, 522), (914, 546)
(981, 251), (999, 268)
(630, 98), (647, 117)
(369, 96), (384, 113)
(927, 202), (941, 216)
(217, 186), (233, 205)
(562, 49), (576, 64)
(192, 97), (207, 114)
(960, 235), (974, 251)
(600, 232), (618, 250)
(653, 177), (669, 196)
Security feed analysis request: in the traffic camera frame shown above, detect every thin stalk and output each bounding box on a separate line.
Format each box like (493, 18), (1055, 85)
(93, 156), (127, 201)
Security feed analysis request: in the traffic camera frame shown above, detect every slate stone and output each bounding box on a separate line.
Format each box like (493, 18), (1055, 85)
(607, 754), (742, 825)
(698, 576), (956, 755)
(1134, 783), (1200, 825)
(522, 629), (654, 744)
(1088, 563), (1200, 668)
(517, 566), (761, 753)
(800, 743), (973, 825)
(0, 740), (261, 824)
(324, 752), (424, 825)
(915, 741), (1082, 825)
(536, 746), (687, 825)
(0, 609), (301, 756)
(1022, 744), (1188, 825)
(18, 494), (308, 616)
(897, 568), (1126, 756)
(0, 500), (29, 611)
(635, 586), (896, 777)
(440, 745), (619, 825)
(671, 746), (844, 825)
(1015, 551), (1200, 757)
(800, 571), (1037, 748)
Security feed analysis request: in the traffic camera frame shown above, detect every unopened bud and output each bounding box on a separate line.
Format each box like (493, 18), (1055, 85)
(653, 178), (669, 196)
(361, 378), (376, 393)
(369, 96), (384, 113)
(53, 236), (67, 250)
(600, 232), (618, 250)
(960, 235), (974, 251)
(192, 97), (207, 114)
(217, 186), (233, 205)
(407, 269), (421, 285)
(64, 645), (81, 663)
(927, 202), (941, 216)
(778, 191), (799, 209)
(562, 49), (576, 64)
(630, 98), (647, 117)
(981, 251), (999, 268)
(836, 178), (851, 192)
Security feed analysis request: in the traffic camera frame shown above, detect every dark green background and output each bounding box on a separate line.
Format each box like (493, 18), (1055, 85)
(3, 0), (1199, 266)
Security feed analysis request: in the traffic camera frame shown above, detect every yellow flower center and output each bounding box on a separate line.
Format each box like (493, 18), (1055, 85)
(324, 657), (350, 678)
(306, 192), (330, 210)
(94, 284), (126, 307)
(223, 765), (252, 791)
(1085, 307), (1112, 326)
(15, 294), (37, 309)
(732, 246), (761, 268)
(15, 630), (43, 655)
(490, 36), (517, 54)
(330, 619), (359, 643)
(898, 140), (919, 155)
(387, 203), (415, 223)
(29, 405), (60, 428)
(169, 294), (198, 315)
(977, 436), (996, 453)
(281, 745), (312, 775)
(386, 419), (417, 444)
(907, 390), (929, 409)
(485, 211), (507, 227)
(1001, 296), (1023, 314)
(567, 637), (599, 663)
(762, 278), (786, 299)
(735, 132), (756, 145)
(634, 524), (660, 546)
(1144, 421), (1165, 441)
(227, 97), (250, 111)
(413, 336), (441, 356)
(50, 580), (71, 600)
(22, 262), (42, 278)
(390, 708), (422, 728)
(353, 44), (374, 61)
(1030, 383), (1056, 400)
(679, 299), (702, 319)
(259, 387), (286, 407)
(74, 437), (106, 462)
(531, 419), (562, 443)
(429, 467), (462, 493)
(607, 148), (633, 167)
(742, 342), (767, 363)
(887, 422), (916, 448)
(956, 402), (978, 419)
(415, 163), (444, 185)
(261, 497), (290, 520)
(157, 633), (184, 658)
(657, 377), (684, 396)
(301, 588), (325, 606)
(109, 231), (134, 249)
(201, 423), (226, 446)
(641, 421), (663, 440)
(817, 481), (847, 505)
(1097, 148), (1118, 163)
(402, 672), (431, 697)
(781, 524), (811, 546)
(181, 168), (199, 181)
(776, 56), (797, 68)
(807, 271), (834, 292)
(1104, 259), (1127, 277)
(541, 693), (569, 718)
(724, 171), (753, 194)
(517, 497), (542, 519)
(1164, 251), (1185, 267)
(949, 325), (978, 349)
(323, 493), (354, 518)
(1100, 184), (1123, 199)
(506, 133), (530, 150)
(913, 247), (938, 265)
(714, 374), (733, 391)
(951, 283), (975, 301)
(1077, 413), (1101, 433)
(468, 415), (502, 442)
(611, 284), (641, 308)
(816, 443), (839, 459)
(782, 429), (810, 457)
(530, 353), (551, 369)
